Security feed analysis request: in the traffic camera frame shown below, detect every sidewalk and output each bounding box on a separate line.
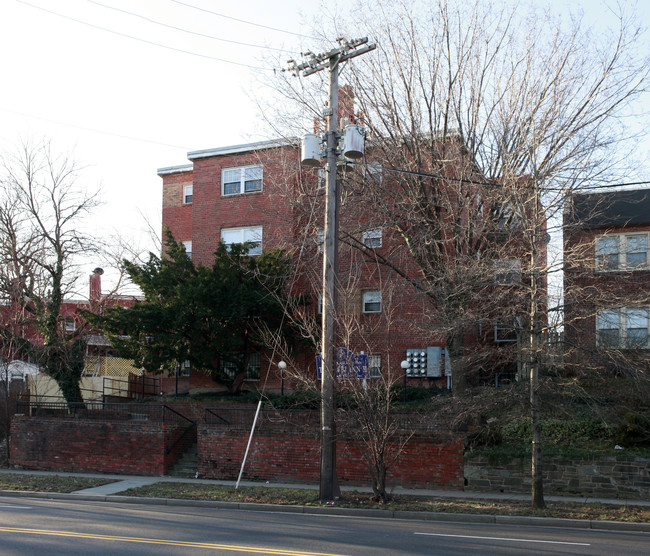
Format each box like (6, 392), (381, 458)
(2, 467), (650, 509)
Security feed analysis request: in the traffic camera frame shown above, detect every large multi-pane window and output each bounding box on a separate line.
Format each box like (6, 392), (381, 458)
(222, 165), (263, 196)
(596, 234), (648, 271)
(221, 352), (261, 381)
(221, 226), (262, 255)
(597, 308), (649, 349)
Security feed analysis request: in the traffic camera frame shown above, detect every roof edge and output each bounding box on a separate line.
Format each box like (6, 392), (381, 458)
(157, 164), (194, 176)
(187, 138), (295, 160)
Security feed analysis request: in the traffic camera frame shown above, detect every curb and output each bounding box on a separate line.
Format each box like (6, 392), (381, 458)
(2, 489), (650, 532)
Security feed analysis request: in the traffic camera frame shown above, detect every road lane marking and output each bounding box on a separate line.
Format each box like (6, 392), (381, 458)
(0, 504), (32, 509)
(414, 532), (590, 546)
(0, 526), (349, 555)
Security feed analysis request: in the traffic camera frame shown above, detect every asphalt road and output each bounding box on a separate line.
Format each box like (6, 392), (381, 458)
(0, 495), (648, 555)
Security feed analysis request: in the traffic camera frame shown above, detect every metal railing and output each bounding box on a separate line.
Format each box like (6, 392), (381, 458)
(204, 408), (442, 433)
(15, 400), (193, 425)
(204, 408), (321, 429)
(103, 375), (160, 401)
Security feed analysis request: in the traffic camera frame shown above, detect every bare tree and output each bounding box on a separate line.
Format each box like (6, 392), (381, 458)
(260, 0), (649, 509)
(0, 139), (101, 407)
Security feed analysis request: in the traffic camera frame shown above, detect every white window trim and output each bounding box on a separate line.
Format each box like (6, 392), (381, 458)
(362, 290), (382, 313)
(596, 233), (649, 272)
(64, 318), (76, 332)
(222, 165), (263, 196)
(362, 228), (383, 249)
(221, 226), (263, 256)
(597, 307), (649, 349)
(183, 184), (193, 204)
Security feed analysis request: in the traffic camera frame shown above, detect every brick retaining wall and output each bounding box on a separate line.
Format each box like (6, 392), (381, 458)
(198, 425), (464, 489)
(465, 454), (650, 499)
(9, 416), (192, 475)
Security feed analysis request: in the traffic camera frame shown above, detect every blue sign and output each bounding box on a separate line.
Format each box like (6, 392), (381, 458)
(317, 348), (369, 379)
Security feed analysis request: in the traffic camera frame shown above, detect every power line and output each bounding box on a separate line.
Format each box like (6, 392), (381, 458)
(169, 0), (320, 40)
(86, 0), (299, 54)
(364, 162), (650, 191)
(17, 0), (270, 71)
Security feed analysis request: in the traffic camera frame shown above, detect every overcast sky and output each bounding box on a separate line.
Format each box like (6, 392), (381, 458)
(1, 0), (648, 296)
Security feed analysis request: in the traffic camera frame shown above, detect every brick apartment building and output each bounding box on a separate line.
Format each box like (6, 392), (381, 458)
(158, 130), (538, 392)
(564, 187), (650, 373)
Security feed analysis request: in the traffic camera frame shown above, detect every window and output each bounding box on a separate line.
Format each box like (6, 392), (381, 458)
(180, 360), (190, 377)
(183, 184), (193, 204)
(627, 309), (648, 348)
(597, 308), (649, 349)
(596, 236), (619, 270)
(362, 228), (383, 249)
(221, 352), (260, 381)
(494, 259), (521, 284)
(626, 235), (647, 269)
(368, 354), (381, 378)
(362, 290), (382, 313)
(64, 318), (75, 333)
(222, 165), (263, 195)
(182, 240), (192, 259)
(497, 204), (522, 229)
(596, 234), (648, 271)
(494, 319), (518, 342)
(596, 310), (619, 348)
(221, 226), (262, 255)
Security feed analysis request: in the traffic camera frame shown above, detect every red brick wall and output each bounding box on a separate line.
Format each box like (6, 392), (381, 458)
(9, 416), (189, 475)
(564, 222), (650, 369)
(198, 425), (464, 489)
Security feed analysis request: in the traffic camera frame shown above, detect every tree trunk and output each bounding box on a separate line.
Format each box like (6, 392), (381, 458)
(530, 367), (545, 509)
(448, 329), (466, 396)
(59, 378), (85, 411)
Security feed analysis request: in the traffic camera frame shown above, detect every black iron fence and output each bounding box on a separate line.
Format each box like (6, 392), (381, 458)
(15, 400), (193, 425)
(204, 407), (442, 433)
(204, 408), (321, 429)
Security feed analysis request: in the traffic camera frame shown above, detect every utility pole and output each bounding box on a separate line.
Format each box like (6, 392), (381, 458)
(288, 37), (375, 500)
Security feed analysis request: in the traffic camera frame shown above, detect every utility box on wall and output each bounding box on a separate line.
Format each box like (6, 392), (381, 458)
(405, 347), (451, 378)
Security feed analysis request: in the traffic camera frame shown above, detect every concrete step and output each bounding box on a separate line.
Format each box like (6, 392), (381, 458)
(168, 442), (198, 478)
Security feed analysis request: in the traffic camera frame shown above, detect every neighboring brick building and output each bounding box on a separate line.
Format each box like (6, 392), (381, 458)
(564, 188), (650, 373)
(158, 132), (539, 392)
(1, 269), (143, 391)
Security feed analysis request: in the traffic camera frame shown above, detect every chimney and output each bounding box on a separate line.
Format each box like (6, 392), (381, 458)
(339, 85), (355, 125)
(313, 85), (357, 133)
(89, 267), (104, 305)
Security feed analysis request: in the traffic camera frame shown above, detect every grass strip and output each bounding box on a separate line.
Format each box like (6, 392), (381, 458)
(0, 473), (114, 493)
(122, 482), (650, 523)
